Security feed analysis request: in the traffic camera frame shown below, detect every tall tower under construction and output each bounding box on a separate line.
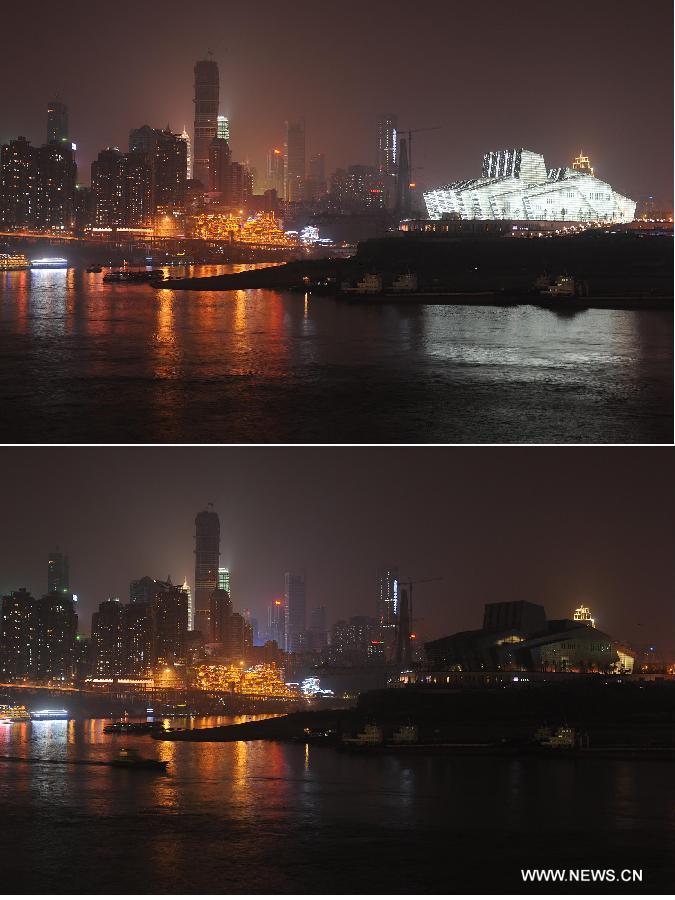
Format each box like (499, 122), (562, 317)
(193, 56), (220, 186)
(194, 504), (220, 637)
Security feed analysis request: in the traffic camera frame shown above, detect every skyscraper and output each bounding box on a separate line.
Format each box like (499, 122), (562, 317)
(376, 115), (398, 176)
(0, 137), (36, 227)
(193, 57), (220, 186)
(209, 588), (232, 644)
(267, 598), (286, 648)
(48, 549), (70, 594)
(194, 504), (220, 637)
(376, 567), (398, 632)
(217, 115), (230, 142)
(182, 579), (193, 630)
(284, 120), (306, 202)
(266, 148), (284, 195)
(152, 581), (189, 665)
(47, 98), (69, 144)
(376, 115), (398, 209)
(34, 142), (77, 229)
(180, 127), (192, 180)
(121, 602), (152, 675)
(0, 588), (35, 678)
(217, 568), (231, 594)
(35, 592), (78, 680)
(91, 598), (122, 677)
(208, 136), (232, 192)
(284, 572), (306, 653)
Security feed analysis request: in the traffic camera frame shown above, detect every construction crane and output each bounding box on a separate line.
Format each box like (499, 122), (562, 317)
(397, 125), (443, 183)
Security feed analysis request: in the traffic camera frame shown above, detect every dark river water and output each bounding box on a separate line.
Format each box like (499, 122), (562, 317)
(0, 266), (672, 443)
(0, 717), (672, 893)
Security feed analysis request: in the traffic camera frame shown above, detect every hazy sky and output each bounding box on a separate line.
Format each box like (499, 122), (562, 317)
(0, 447), (672, 654)
(0, 0), (672, 203)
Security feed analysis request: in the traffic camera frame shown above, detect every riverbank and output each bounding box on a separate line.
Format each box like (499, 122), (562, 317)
(158, 232), (674, 304)
(154, 681), (675, 750)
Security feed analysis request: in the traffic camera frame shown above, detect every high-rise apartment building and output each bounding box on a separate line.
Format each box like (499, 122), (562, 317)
(0, 588), (35, 678)
(34, 592), (78, 680)
(193, 57), (220, 186)
(209, 587), (232, 644)
(152, 581), (189, 665)
(91, 148), (153, 228)
(34, 142), (76, 229)
(284, 120), (306, 202)
(121, 602), (153, 675)
(208, 137), (232, 192)
(0, 137), (36, 227)
(194, 505), (220, 637)
(284, 572), (306, 653)
(128, 126), (187, 214)
(91, 598), (123, 677)
(47, 98), (69, 144)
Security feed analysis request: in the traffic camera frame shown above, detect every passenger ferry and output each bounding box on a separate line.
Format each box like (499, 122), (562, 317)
(0, 252), (30, 271)
(0, 704), (31, 723)
(30, 708), (70, 720)
(30, 257), (69, 269)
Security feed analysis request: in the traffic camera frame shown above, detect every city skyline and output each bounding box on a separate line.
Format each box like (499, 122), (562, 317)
(0, 0), (672, 204)
(0, 447), (672, 653)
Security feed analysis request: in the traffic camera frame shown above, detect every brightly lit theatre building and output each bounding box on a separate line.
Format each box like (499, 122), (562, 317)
(424, 149), (635, 225)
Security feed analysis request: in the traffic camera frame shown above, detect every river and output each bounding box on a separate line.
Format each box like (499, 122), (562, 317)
(0, 265), (672, 443)
(0, 717), (672, 893)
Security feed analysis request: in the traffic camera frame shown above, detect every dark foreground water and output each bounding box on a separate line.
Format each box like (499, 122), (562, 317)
(0, 718), (673, 894)
(0, 266), (672, 443)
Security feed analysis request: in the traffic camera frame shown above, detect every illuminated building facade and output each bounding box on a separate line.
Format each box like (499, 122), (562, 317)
(0, 589), (35, 678)
(180, 128), (192, 180)
(217, 115), (230, 142)
(193, 57), (220, 186)
(47, 98), (69, 144)
(376, 115), (398, 209)
(182, 579), (193, 631)
(217, 568), (231, 594)
(129, 126), (187, 215)
(573, 605), (595, 628)
(376, 567), (399, 634)
(572, 150), (594, 175)
(284, 572), (306, 653)
(194, 662), (296, 697)
(424, 149), (636, 224)
(194, 505), (220, 638)
(284, 120), (306, 202)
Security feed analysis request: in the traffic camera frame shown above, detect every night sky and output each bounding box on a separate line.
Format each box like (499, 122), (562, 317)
(0, 0), (672, 204)
(0, 448), (672, 653)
